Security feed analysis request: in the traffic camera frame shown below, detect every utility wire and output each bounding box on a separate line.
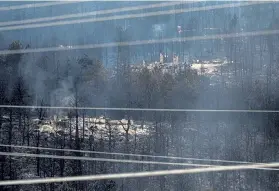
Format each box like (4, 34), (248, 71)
(0, 151), (213, 167)
(0, 151), (276, 174)
(0, 2), (190, 27)
(0, 2), (80, 11)
(0, 144), (269, 165)
(1, 104), (279, 113)
(0, 29), (278, 55)
(0, 1), (267, 32)
(0, 162), (279, 186)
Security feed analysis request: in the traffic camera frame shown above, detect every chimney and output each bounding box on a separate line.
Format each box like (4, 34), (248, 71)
(173, 54), (179, 64)
(160, 52), (164, 63)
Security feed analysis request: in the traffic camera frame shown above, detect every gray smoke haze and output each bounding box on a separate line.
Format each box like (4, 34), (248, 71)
(0, 1), (279, 190)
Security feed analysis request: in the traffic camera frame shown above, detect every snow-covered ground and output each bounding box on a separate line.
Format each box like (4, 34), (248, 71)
(31, 116), (150, 140)
(190, 58), (229, 75)
(132, 54), (229, 77)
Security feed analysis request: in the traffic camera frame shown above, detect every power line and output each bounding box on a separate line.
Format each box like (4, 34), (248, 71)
(0, 2), (80, 11)
(0, 29), (278, 55)
(0, 2), (190, 27)
(0, 1), (267, 32)
(1, 104), (279, 113)
(0, 144), (268, 165)
(0, 151), (213, 167)
(2, 144), (278, 171)
(0, 162), (278, 186)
